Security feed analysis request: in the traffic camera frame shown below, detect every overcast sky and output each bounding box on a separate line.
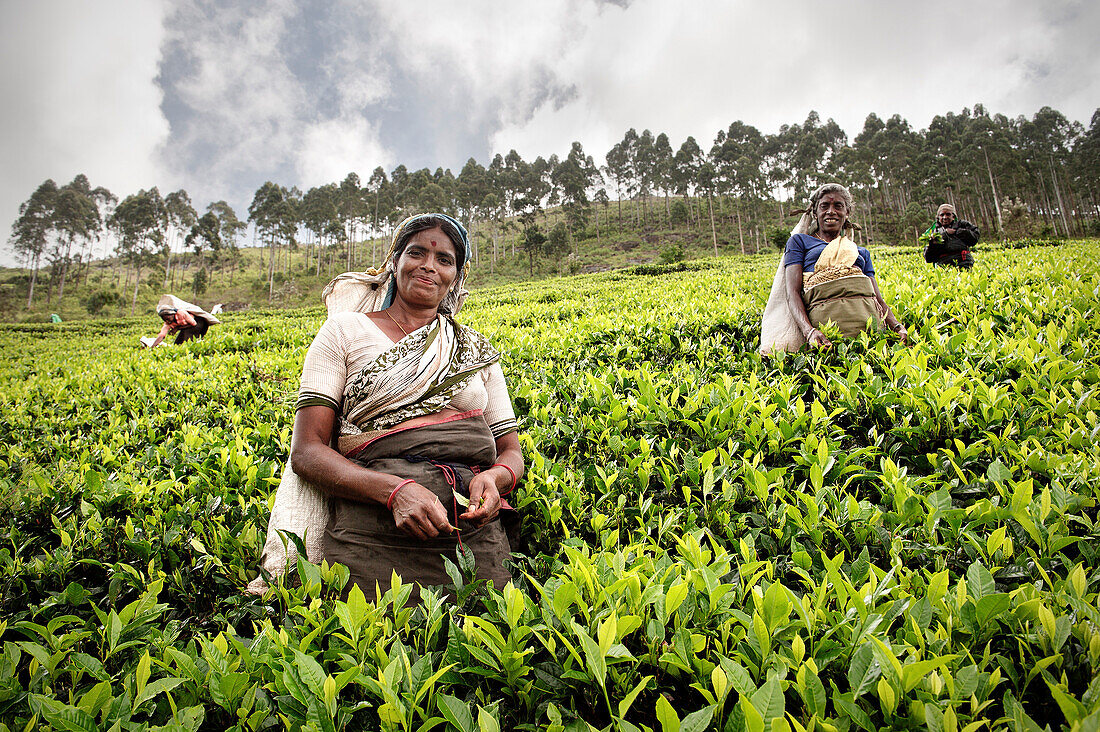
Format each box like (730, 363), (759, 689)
(2, 0), (1098, 265)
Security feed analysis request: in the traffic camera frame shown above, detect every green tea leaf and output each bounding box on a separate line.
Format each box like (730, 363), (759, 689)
(975, 593), (1011, 625)
(655, 694), (680, 732)
(848, 644), (881, 700)
(965, 562), (995, 601)
(680, 705), (715, 732)
(749, 677), (784, 722)
(987, 460), (1013, 484)
(437, 694), (475, 732)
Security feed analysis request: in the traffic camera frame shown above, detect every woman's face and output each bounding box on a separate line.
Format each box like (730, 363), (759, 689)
(815, 192), (849, 238)
(937, 209), (955, 226)
(393, 226), (459, 309)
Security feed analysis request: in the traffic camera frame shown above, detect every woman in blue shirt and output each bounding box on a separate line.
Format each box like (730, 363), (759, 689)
(760, 183), (907, 351)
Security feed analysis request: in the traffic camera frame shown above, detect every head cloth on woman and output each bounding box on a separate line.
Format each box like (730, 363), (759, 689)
(321, 212), (472, 317)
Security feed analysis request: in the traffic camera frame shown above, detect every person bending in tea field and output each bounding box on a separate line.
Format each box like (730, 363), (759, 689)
(759, 183), (907, 352)
(139, 294), (220, 348)
(923, 203), (979, 269)
(250, 213), (522, 604)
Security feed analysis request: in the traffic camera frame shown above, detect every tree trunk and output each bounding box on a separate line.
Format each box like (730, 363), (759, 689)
(268, 234), (277, 300)
(982, 146), (1003, 237)
(131, 265), (142, 315)
(164, 242), (173, 287)
(57, 235), (74, 301)
(616, 185), (622, 232)
(1049, 155), (1071, 237)
(707, 193), (718, 257)
(26, 255), (39, 308)
(735, 200), (745, 255)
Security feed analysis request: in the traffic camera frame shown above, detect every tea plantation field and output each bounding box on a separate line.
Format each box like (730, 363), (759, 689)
(1, 240), (1099, 731)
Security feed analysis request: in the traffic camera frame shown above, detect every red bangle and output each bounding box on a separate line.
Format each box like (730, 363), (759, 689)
(387, 479), (415, 511)
(492, 463), (517, 496)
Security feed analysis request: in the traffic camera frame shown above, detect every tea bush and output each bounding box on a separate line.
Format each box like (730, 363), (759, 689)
(0, 240), (1098, 730)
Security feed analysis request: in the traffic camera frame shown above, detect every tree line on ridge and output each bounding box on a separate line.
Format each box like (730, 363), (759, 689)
(8, 104), (1100, 311)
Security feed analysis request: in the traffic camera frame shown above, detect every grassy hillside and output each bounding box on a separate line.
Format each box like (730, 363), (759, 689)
(0, 239), (1098, 730)
(0, 197), (801, 324)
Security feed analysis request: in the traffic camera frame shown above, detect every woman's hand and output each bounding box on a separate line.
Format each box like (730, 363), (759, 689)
(784, 265), (831, 350)
(391, 482), (453, 540)
(460, 473), (502, 526)
(807, 328), (832, 349)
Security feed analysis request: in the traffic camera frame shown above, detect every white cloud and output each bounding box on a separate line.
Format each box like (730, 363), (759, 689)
(160, 0), (307, 193)
(298, 116), (393, 187)
(161, 0), (396, 210)
(484, 0), (1100, 160)
(0, 0), (170, 263)
(3, 0), (1097, 268)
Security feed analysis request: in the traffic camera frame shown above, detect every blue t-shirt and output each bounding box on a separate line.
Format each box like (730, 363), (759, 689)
(783, 234), (875, 277)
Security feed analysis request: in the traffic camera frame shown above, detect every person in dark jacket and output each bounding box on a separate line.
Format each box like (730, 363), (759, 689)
(924, 204), (979, 268)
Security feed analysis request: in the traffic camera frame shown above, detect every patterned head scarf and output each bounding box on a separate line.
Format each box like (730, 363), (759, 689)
(321, 212), (472, 316)
(388, 213), (470, 266)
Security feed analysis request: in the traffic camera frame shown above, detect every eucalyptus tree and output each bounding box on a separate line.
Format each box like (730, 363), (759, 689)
(8, 179), (58, 307)
(109, 187), (169, 314)
(479, 191), (506, 269)
(593, 187), (610, 243)
(551, 142), (600, 240)
(206, 200), (246, 282)
(337, 173), (367, 270)
(710, 121), (766, 253)
(965, 110), (1026, 236)
(456, 158), (490, 262)
(672, 137), (704, 227)
(651, 133), (675, 226)
(366, 166), (391, 236)
(455, 159), (487, 218)
(633, 130), (657, 225)
(433, 167), (459, 215)
(50, 175), (114, 301)
(501, 151), (526, 211)
(248, 181), (298, 298)
(301, 184), (342, 276)
(1072, 110), (1100, 221)
(543, 154), (562, 215)
(500, 151), (531, 254)
(791, 112), (847, 194)
(184, 211), (221, 295)
(849, 114), (924, 240)
(513, 156), (552, 272)
(760, 130), (794, 211)
(1015, 107), (1083, 235)
(604, 134), (634, 230)
(163, 189), (197, 287)
(697, 161), (720, 255)
(416, 179), (448, 215)
(388, 165), (410, 225)
(925, 110), (973, 211)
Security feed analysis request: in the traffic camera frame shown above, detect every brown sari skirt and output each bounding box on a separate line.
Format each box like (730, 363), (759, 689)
(325, 414), (514, 604)
(802, 275), (883, 339)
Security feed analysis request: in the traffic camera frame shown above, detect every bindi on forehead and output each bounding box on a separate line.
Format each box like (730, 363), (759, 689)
(430, 240), (437, 247)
